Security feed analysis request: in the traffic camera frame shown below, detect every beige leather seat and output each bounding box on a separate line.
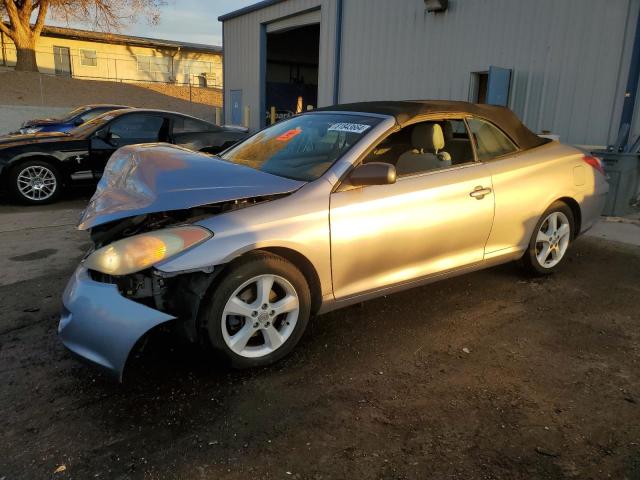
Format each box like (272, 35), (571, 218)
(395, 123), (452, 176)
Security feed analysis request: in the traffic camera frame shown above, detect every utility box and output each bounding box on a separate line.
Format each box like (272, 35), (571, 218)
(592, 151), (640, 216)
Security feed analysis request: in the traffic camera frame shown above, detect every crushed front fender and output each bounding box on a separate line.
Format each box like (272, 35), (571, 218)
(58, 266), (175, 382)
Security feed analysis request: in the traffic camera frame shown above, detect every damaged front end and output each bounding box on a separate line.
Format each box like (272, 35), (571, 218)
(59, 144), (305, 381)
(60, 197), (285, 381)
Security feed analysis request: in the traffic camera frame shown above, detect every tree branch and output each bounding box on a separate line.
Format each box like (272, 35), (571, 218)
(32, 0), (48, 36)
(3, 0), (22, 29)
(0, 19), (13, 38)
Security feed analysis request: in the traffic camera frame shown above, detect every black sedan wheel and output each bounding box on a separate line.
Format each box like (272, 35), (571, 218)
(10, 160), (62, 204)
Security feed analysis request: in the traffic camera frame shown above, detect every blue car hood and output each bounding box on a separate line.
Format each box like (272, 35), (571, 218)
(78, 143), (305, 230)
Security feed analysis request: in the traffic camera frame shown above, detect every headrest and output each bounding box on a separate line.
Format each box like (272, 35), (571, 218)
(412, 123), (445, 153)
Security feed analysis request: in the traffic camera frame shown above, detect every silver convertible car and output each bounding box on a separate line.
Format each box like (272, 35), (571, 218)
(59, 101), (608, 380)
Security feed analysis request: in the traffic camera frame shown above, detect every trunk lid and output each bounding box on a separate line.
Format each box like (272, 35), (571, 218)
(78, 143), (305, 230)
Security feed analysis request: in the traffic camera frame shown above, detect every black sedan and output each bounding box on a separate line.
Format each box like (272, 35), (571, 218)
(0, 109), (248, 204)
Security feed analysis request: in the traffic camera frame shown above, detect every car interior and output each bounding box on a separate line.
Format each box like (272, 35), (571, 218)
(364, 119), (475, 176)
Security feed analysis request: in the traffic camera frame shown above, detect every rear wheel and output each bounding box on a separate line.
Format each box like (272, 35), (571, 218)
(200, 252), (311, 368)
(522, 201), (575, 275)
(10, 160), (62, 204)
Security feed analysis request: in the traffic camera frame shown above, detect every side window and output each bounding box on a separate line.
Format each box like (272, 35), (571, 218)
(109, 114), (164, 141)
(173, 116), (217, 134)
(363, 119), (475, 177)
(467, 118), (517, 161)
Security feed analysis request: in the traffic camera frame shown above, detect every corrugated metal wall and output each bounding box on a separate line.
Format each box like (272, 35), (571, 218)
(223, 0), (338, 131)
(338, 0), (637, 146)
(223, 0), (639, 146)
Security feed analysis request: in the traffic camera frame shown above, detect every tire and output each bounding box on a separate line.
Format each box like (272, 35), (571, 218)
(522, 201), (575, 275)
(200, 252), (311, 369)
(9, 159), (62, 204)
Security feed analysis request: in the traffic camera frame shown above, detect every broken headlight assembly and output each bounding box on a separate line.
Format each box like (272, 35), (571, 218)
(84, 225), (212, 276)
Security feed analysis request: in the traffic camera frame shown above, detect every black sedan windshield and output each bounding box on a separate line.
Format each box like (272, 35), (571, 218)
(221, 113), (381, 181)
(61, 106), (92, 122)
(68, 112), (118, 137)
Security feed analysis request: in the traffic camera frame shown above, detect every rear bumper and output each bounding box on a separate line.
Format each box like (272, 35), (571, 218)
(58, 266), (174, 382)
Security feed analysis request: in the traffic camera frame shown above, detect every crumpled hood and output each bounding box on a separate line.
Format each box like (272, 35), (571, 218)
(78, 143), (306, 230)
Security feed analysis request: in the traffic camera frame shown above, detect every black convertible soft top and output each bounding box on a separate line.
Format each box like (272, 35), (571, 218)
(317, 100), (547, 150)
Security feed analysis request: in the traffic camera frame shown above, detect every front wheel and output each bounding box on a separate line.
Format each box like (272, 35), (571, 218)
(522, 201), (575, 275)
(10, 160), (62, 204)
(200, 252), (311, 369)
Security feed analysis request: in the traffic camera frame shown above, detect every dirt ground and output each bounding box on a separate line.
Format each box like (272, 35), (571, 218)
(1, 192), (639, 480)
(0, 71), (221, 121)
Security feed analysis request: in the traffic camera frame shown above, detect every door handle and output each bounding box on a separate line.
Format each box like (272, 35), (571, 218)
(469, 186), (492, 200)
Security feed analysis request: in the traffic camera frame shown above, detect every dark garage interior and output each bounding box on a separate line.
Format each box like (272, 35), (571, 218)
(265, 23), (319, 126)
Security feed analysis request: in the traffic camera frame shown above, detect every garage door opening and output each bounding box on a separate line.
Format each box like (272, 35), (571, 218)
(265, 23), (320, 127)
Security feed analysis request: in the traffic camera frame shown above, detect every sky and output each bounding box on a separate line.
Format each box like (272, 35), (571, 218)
(47, 0), (259, 46)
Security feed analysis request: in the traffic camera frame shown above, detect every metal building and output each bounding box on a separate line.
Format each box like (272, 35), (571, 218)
(220, 0), (640, 147)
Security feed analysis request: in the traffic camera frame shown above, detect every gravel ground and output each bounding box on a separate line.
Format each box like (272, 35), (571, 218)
(1, 194), (639, 480)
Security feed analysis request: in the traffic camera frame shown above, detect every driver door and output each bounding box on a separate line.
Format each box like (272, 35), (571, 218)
(329, 118), (495, 300)
(89, 113), (168, 177)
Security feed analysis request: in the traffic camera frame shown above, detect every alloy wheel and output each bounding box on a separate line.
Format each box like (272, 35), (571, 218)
(17, 165), (57, 201)
(221, 274), (300, 358)
(535, 211), (571, 269)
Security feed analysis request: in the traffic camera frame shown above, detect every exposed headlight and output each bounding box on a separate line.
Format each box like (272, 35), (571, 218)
(84, 226), (212, 276)
(22, 127), (43, 134)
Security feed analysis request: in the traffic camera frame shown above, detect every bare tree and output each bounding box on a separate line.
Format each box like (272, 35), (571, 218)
(0, 0), (165, 72)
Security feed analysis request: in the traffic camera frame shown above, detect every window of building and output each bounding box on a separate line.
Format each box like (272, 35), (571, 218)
(182, 60), (213, 75)
(79, 49), (97, 67)
(363, 119), (475, 177)
(466, 118), (517, 161)
(137, 55), (170, 73)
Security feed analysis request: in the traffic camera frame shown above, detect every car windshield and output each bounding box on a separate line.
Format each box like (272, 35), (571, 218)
(221, 113), (381, 181)
(61, 105), (93, 122)
(68, 111), (120, 136)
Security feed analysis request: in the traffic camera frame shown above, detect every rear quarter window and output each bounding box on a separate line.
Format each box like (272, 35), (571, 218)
(467, 118), (517, 161)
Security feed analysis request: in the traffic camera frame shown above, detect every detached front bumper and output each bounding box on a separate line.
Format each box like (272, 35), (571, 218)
(59, 266), (175, 382)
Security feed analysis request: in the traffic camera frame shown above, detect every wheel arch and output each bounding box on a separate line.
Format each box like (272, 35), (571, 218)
(252, 247), (323, 315)
(4, 154), (67, 183)
(555, 196), (582, 237)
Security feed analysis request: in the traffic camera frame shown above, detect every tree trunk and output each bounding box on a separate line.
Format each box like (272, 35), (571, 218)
(13, 33), (38, 72)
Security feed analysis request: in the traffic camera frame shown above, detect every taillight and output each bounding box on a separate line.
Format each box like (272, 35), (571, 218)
(582, 155), (605, 176)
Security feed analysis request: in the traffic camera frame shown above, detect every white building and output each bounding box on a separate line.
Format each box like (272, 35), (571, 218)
(220, 0), (640, 147)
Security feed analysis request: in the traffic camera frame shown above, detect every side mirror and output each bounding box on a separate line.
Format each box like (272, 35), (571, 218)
(349, 162), (397, 186)
(94, 128), (111, 142)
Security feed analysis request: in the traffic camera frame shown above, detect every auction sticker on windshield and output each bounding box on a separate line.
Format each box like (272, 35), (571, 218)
(328, 123), (371, 134)
(277, 128), (302, 141)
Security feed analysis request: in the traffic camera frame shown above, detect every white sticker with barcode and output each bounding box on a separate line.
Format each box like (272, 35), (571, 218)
(328, 123), (371, 134)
